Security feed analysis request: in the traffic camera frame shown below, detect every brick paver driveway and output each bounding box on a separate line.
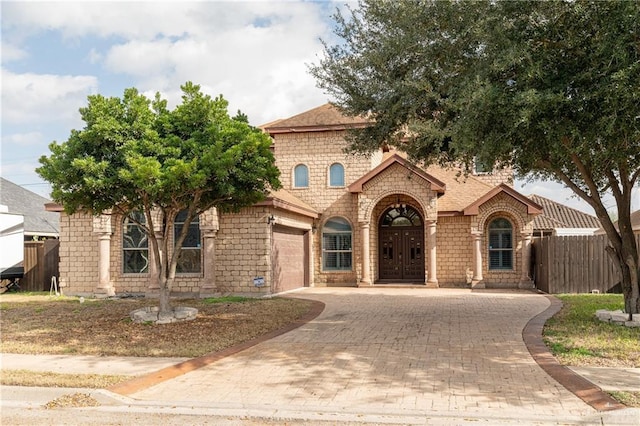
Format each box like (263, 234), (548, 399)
(131, 288), (595, 422)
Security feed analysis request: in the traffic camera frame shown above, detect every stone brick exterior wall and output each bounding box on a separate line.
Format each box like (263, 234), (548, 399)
(472, 167), (514, 187)
(436, 216), (474, 286)
(55, 119), (537, 296)
(57, 212), (98, 295)
(273, 130), (382, 286)
(217, 207), (275, 295)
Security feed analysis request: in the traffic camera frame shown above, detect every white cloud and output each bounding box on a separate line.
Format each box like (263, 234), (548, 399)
(1, 41), (28, 62)
(1, 68), (98, 125)
(98, 1), (331, 124)
(2, 131), (45, 146)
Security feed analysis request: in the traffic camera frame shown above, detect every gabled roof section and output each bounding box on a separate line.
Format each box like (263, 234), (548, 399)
(262, 103), (371, 135)
(348, 154), (446, 194)
(424, 165), (493, 213)
(463, 183), (543, 216)
(0, 178), (59, 236)
(529, 194), (601, 230)
(255, 189), (319, 219)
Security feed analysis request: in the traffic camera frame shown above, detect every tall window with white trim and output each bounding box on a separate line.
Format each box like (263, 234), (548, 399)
(322, 217), (352, 271)
(123, 212), (148, 274)
(488, 218), (513, 270)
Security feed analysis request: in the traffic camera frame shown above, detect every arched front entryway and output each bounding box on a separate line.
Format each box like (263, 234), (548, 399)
(378, 205), (425, 282)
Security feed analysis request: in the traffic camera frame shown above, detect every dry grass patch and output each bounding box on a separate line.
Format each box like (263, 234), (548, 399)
(0, 294), (313, 358)
(1, 370), (129, 388)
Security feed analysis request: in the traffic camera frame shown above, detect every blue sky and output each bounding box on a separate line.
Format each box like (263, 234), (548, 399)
(1, 0), (636, 214)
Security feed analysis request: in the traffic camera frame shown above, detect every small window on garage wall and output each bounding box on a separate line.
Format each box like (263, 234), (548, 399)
(329, 163), (345, 187)
(322, 217), (352, 271)
(293, 164), (309, 188)
(488, 218), (513, 270)
(174, 210), (201, 273)
(123, 212), (148, 273)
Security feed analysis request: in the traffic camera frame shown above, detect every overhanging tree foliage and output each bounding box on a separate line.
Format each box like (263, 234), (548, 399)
(311, 0), (640, 316)
(38, 82), (281, 313)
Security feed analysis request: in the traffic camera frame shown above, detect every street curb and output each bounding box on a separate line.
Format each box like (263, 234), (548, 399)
(523, 294), (626, 412)
(108, 298), (325, 396)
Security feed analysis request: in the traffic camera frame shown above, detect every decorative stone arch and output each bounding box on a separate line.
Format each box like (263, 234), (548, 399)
(472, 201), (535, 288)
(475, 203), (527, 234)
(361, 189), (431, 224)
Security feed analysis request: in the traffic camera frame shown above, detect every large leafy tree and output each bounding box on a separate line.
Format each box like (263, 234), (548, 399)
(38, 82), (281, 313)
(311, 0), (640, 316)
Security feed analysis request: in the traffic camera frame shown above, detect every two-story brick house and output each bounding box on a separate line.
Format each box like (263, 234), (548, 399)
(49, 103), (544, 297)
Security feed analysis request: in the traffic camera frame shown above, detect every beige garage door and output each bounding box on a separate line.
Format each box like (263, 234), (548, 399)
(272, 226), (307, 293)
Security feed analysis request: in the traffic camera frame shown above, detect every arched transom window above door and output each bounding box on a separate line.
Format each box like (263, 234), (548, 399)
(380, 205), (422, 227)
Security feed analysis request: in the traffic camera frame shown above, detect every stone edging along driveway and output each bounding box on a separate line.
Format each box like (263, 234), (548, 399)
(522, 295), (625, 411)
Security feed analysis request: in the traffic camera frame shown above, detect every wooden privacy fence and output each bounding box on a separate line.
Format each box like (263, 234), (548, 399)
(532, 234), (640, 294)
(22, 240), (60, 292)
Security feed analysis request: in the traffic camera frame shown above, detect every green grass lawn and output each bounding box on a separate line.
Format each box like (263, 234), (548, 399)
(543, 294), (639, 368)
(543, 294), (640, 408)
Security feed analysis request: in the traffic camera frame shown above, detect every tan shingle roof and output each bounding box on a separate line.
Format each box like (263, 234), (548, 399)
(262, 103), (370, 134)
(255, 189), (319, 219)
(529, 194), (601, 230)
(424, 165), (494, 212)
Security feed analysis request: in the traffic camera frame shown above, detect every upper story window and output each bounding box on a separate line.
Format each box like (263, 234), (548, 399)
(174, 210), (201, 273)
(329, 163), (345, 187)
(474, 158), (491, 174)
(123, 212), (148, 274)
(488, 218), (513, 270)
(322, 217), (352, 271)
(293, 164), (309, 188)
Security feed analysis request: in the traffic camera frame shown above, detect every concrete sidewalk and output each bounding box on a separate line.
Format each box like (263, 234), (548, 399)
(0, 353), (188, 376)
(2, 288), (639, 425)
(2, 354), (638, 393)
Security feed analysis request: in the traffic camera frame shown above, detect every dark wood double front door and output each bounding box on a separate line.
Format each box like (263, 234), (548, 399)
(379, 226), (425, 281)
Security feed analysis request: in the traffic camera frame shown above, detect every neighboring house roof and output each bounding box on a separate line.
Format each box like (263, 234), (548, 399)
(529, 194), (601, 232)
(262, 103), (370, 135)
(348, 154), (446, 194)
(0, 178), (59, 237)
(594, 209), (640, 235)
(256, 189), (319, 219)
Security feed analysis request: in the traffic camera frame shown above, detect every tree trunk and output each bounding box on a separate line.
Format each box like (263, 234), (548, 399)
(157, 271), (173, 315)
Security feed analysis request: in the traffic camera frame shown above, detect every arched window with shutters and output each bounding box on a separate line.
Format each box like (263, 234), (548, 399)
(293, 164), (309, 188)
(488, 218), (513, 270)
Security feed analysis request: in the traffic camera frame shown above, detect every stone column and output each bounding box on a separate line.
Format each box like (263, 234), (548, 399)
(471, 230), (485, 288)
(519, 232), (534, 289)
(359, 221), (372, 286)
(426, 220), (438, 287)
(93, 214), (115, 297)
(200, 228), (218, 296)
(200, 208), (220, 296)
(307, 228), (315, 287)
